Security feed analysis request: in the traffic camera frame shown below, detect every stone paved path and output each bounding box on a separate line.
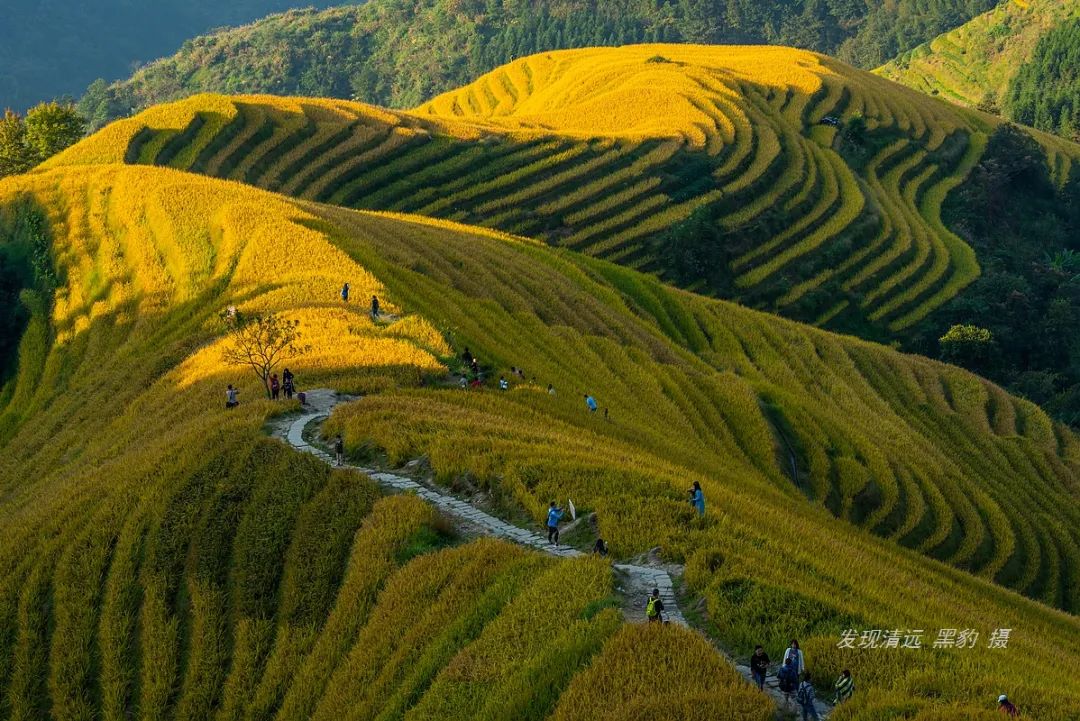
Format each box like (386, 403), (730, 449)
(277, 389), (831, 717)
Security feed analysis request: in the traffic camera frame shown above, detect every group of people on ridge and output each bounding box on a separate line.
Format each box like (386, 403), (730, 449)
(750, 640), (851, 719)
(224, 368), (296, 408)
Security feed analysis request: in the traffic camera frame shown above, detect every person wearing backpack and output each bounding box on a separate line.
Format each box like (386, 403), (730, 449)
(750, 645), (770, 690)
(777, 657), (798, 700)
(645, 588), (665, 623)
(796, 671), (819, 720)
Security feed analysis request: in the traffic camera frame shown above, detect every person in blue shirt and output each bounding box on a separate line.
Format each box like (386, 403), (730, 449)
(340, 282), (350, 303)
(547, 501), (564, 545)
(690, 481), (705, 516)
(584, 394), (597, 413)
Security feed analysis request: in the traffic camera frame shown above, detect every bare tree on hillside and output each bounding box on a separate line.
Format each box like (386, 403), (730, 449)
(221, 310), (309, 399)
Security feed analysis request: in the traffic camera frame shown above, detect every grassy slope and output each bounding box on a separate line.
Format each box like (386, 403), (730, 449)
(50, 45), (1080, 342)
(0, 164), (768, 721)
(877, 0), (1080, 111)
(2, 163), (1077, 719)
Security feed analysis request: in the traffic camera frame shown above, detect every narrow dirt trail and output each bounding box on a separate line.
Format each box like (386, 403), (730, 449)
(273, 388), (832, 718)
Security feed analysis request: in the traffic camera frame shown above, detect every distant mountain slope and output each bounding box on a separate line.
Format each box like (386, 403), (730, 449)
(56, 46), (1079, 331)
(1, 163), (1078, 719)
(877, 0), (1080, 136)
(78, 0), (1002, 129)
(58, 46), (1080, 425)
(1006, 16), (1080, 139)
(0, 1), (349, 113)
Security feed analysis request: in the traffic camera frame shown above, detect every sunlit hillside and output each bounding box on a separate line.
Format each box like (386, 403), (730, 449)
(878, 0), (1079, 116)
(50, 45), (1080, 339)
(1, 162), (1078, 719)
(0, 164), (771, 721)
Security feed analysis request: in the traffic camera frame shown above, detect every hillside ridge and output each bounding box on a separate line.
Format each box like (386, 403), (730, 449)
(54, 45), (1080, 344)
(877, 0), (1080, 136)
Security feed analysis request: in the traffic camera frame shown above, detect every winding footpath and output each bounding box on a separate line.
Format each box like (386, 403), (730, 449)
(276, 389), (830, 718)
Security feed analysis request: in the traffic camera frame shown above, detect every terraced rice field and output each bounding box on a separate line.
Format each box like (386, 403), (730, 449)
(50, 46), (1080, 335)
(3, 161), (1080, 718)
(0, 165), (770, 721)
(6, 47), (1080, 721)
(877, 0), (1080, 110)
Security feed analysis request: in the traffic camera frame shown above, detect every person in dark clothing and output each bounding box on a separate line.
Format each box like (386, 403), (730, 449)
(777, 658), (799, 699)
(462, 347), (473, 366)
(470, 358), (480, 377)
(750, 645), (770, 690)
(998, 695), (1020, 716)
(334, 434), (344, 467)
(282, 368), (295, 400)
(341, 282), (350, 303)
(371, 295), (380, 320)
(645, 588), (664, 623)
(270, 374), (280, 400)
(797, 671), (819, 720)
(592, 538), (608, 557)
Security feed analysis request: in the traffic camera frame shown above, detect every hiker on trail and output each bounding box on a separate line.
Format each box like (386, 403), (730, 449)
(371, 295), (380, 320)
(796, 672), (819, 720)
(282, 368), (295, 400)
(546, 501), (564, 545)
(998, 695), (1020, 716)
(834, 669), (854, 703)
(777, 658), (798, 700)
(783, 639), (805, 675)
(341, 282), (350, 303)
(270, 373), (280, 400)
(499, 376), (509, 390)
(584, 394), (597, 413)
(603, 407), (609, 420)
(462, 347), (473, 367)
(750, 645), (770, 690)
(225, 385), (239, 409)
(547, 383), (555, 396)
(334, 434), (344, 467)
(592, 538), (608, 557)
(645, 588), (665, 623)
(459, 376), (468, 389)
(470, 358), (480, 377)
(689, 481), (705, 516)
(470, 376), (483, 389)
(515, 367), (525, 379)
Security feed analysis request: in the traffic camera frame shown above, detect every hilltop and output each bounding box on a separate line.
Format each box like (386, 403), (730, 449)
(77, 0), (1003, 129)
(54, 45), (1080, 424)
(878, 0), (1080, 138)
(1, 158), (1078, 718)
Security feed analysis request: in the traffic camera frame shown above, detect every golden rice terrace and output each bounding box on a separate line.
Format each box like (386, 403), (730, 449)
(52, 45), (1080, 334)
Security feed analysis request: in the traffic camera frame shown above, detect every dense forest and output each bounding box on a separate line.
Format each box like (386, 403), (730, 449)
(917, 125), (1080, 424)
(79, 0), (1003, 128)
(0, 0), (345, 113)
(1005, 18), (1080, 141)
